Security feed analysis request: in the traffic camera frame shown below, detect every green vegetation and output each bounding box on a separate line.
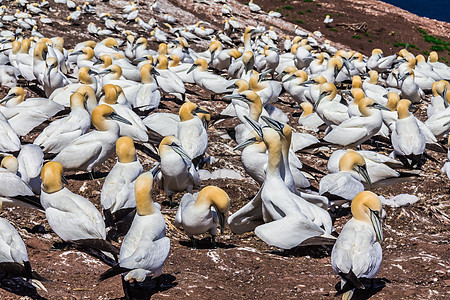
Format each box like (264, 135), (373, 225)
(352, 35), (362, 39)
(423, 50), (430, 55)
(393, 42), (419, 50)
(368, 39), (373, 43)
(283, 5), (293, 10)
(431, 45), (445, 51)
(364, 32), (372, 37)
(317, 3), (322, 6)
(304, 0), (313, 2)
(417, 28), (450, 57)
(306, 9), (312, 12)
(297, 11), (304, 15)
(296, 19), (304, 24)
(329, 28), (338, 32)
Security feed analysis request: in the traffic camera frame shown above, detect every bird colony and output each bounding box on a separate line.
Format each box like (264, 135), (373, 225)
(0, 0), (449, 299)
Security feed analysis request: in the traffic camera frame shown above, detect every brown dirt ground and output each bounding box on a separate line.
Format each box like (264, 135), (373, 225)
(0, 0), (449, 299)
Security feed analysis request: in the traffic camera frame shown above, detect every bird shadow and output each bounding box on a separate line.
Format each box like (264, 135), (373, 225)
(64, 171), (109, 181)
(334, 277), (390, 299)
(267, 244), (333, 259)
(111, 274), (177, 300)
(179, 237), (237, 250)
(0, 277), (46, 300)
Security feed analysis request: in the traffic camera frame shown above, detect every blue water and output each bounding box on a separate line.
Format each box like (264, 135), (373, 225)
(382, 0), (450, 23)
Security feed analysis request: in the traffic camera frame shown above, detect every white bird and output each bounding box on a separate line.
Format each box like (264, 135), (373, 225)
(177, 102), (209, 164)
(324, 97), (389, 147)
(367, 48), (396, 73)
(99, 172), (170, 296)
(391, 99), (425, 168)
(442, 137), (450, 180)
(427, 51), (450, 80)
(135, 64), (161, 111)
(175, 186), (230, 247)
(15, 144), (44, 195)
(0, 156), (35, 204)
(298, 101), (325, 132)
(53, 104), (132, 173)
(34, 92), (90, 154)
(101, 136), (143, 227)
(269, 10), (282, 18)
(0, 199), (47, 290)
(0, 87), (64, 136)
(154, 55), (185, 100)
(188, 58), (233, 99)
(248, 0), (261, 13)
(323, 14), (333, 27)
(315, 82), (349, 127)
(319, 151), (371, 203)
(331, 191), (383, 300)
(157, 135), (200, 207)
(40, 161), (119, 256)
(0, 111), (20, 153)
(399, 70), (424, 104)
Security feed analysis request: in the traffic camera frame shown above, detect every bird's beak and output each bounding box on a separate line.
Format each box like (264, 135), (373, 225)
(93, 59), (102, 65)
(443, 119), (450, 127)
(98, 69), (112, 75)
(342, 58), (351, 74)
(88, 69), (98, 75)
(108, 112), (132, 125)
(399, 73), (409, 81)
(0, 93), (15, 104)
(223, 93), (245, 100)
(369, 208), (383, 243)
(244, 61), (252, 74)
(150, 163), (161, 178)
(131, 43), (141, 52)
(217, 210), (226, 234)
(261, 116), (284, 134)
(357, 164), (371, 187)
(282, 74), (296, 83)
(47, 63), (56, 76)
(244, 115), (263, 139)
(409, 104), (418, 113)
(299, 79), (314, 86)
(226, 83), (238, 90)
(69, 50), (84, 56)
(112, 45), (119, 51)
(194, 107), (210, 115)
(61, 174), (69, 185)
(372, 103), (390, 111)
(233, 137), (257, 151)
(133, 56), (147, 62)
(259, 70), (271, 81)
(170, 142), (192, 161)
(150, 68), (160, 76)
(187, 64), (197, 74)
(275, 71), (286, 80)
(314, 92), (327, 109)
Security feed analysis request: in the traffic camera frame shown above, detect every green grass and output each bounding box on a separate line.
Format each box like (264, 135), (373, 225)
(441, 56), (449, 63)
(431, 45), (445, 51)
(297, 11), (304, 15)
(283, 5), (293, 10)
(368, 39), (373, 43)
(329, 28), (338, 32)
(306, 9), (312, 12)
(423, 50), (430, 55)
(317, 3), (322, 6)
(364, 32), (371, 37)
(352, 35), (362, 39)
(304, 0), (313, 2)
(296, 19), (304, 24)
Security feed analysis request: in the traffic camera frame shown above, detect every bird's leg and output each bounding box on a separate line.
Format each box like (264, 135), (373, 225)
(89, 168), (95, 180)
(121, 275), (133, 300)
(211, 235), (216, 249)
(168, 196), (174, 208)
(357, 144), (362, 151)
(190, 236), (197, 248)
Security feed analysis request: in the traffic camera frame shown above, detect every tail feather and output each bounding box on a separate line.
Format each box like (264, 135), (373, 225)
(99, 264), (131, 282)
(74, 239), (120, 256)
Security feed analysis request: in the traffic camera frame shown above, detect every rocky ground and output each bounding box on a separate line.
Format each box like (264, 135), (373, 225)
(0, 0), (449, 299)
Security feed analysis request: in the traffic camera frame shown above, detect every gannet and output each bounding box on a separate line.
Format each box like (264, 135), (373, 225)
(315, 82), (349, 127)
(177, 102), (209, 165)
(248, 0), (261, 13)
(367, 48), (396, 73)
(53, 104), (131, 173)
(101, 136), (143, 227)
(0, 111), (20, 153)
(331, 191), (383, 300)
(157, 135), (200, 207)
(319, 151), (371, 202)
(0, 199), (47, 291)
(34, 92), (91, 154)
(188, 58), (233, 99)
(0, 87), (65, 136)
(399, 70), (424, 103)
(0, 156), (35, 205)
(442, 137), (450, 179)
(99, 172), (170, 298)
(427, 51), (450, 80)
(298, 101), (325, 132)
(175, 186), (230, 247)
(324, 97), (389, 147)
(427, 80), (449, 117)
(40, 161), (119, 256)
(154, 55), (185, 100)
(391, 99), (425, 168)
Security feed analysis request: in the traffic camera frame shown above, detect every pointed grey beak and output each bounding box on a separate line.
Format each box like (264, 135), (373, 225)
(112, 45), (119, 51)
(88, 69), (98, 75)
(342, 58), (351, 74)
(131, 42), (141, 52)
(314, 92), (327, 109)
(93, 59), (102, 66)
(170, 142), (192, 161)
(69, 50), (84, 56)
(357, 164), (371, 187)
(108, 112), (132, 125)
(133, 56), (147, 63)
(223, 93), (245, 100)
(98, 69), (112, 75)
(282, 74), (296, 83)
(226, 83), (238, 90)
(275, 71), (286, 80)
(299, 79), (314, 86)
(234, 137), (257, 151)
(261, 116), (284, 134)
(194, 107), (209, 115)
(259, 70), (271, 81)
(187, 64), (197, 74)
(217, 210), (226, 234)
(61, 174), (69, 185)
(369, 208), (383, 243)
(0, 93), (15, 104)
(244, 116), (263, 139)
(372, 103), (390, 111)
(399, 72), (409, 81)
(150, 68), (160, 76)
(150, 163), (161, 178)
(47, 63), (56, 76)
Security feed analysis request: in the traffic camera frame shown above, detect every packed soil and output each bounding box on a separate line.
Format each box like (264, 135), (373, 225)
(0, 0), (449, 299)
